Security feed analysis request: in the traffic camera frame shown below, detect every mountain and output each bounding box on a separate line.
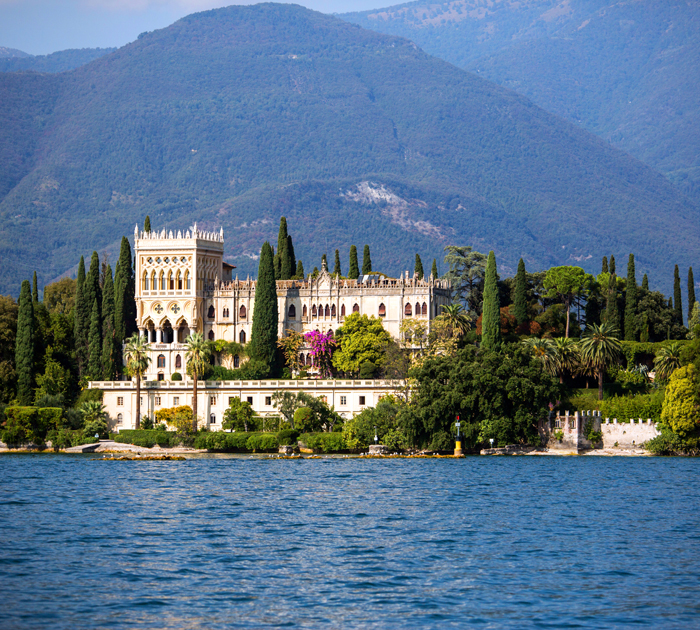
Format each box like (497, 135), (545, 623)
(0, 3), (698, 295)
(0, 47), (31, 58)
(343, 0), (700, 200)
(0, 48), (116, 73)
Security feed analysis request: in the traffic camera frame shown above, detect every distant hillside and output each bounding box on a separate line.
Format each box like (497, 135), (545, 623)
(0, 3), (698, 295)
(343, 0), (700, 199)
(0, 47), (116, 73)
(0, 47), (31, 58)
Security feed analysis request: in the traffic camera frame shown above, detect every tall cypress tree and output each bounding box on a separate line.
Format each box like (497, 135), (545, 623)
(101, 265), (117, 380)
(277, 217), (292, 280)
(348, 245), (359, 279)
(333, 249), (342, 276)
(624, 254), (637, 341)
(32, 271), (39, 303)
(295, 260), (305, 279)
(673, 264), (683, 324)
(688, 267), (696, 322)
(414, 254), (424, 279)
(604, 274), (620, 332)
(481, 251), (500, 350)
(249, 242), (278, 368)
(87, 299), (102, 380)
(642, 274), (649, 291)
(114, 236), (136, 343)
(286, 235), (296, 278)
(362, 245), (372, 275)
(144, 215), (151, 232)
(84, 252), (102, 327)
(513, 258), (528, 325)
(602, 256), (608, 274)
(15, 280), (34, 404)
(74, 256), (89, 375)
(273, 251), (281, 280)
(609, 255), (616, 275)
(431, 259), (438, 279)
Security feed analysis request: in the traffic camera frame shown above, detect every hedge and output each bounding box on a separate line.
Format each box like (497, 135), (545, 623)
(193, 431), (279, 452)
(1, 406), (63, 445)
(599, 390), (665, 423)
(299, 432), (346, 453)
(113, 429), (178, 448)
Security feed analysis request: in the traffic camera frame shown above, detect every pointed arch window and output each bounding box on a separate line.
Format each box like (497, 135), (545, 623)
(288, 304), (296, 319)
(341, 304), (346, 318)
(312, 305), (317, 318)
(143, 272), (149, 291)
(415, 302), (421, 316)
(185, 270), (191, 290)
(207, 305), (215, 319)
(405, 303), (412, 316)
(422, 302), (428, 316)
(378, 303), (386, 318)
(353, 303), (360, 313)
(157, 354), (166, 368)
(175, 354), (182, 369)
(208, 330), (215, 340)
(303, 305), (308, 318)
(239, 305), (247, 320)
(168, 270), (174, 291)
(151, 271), (157, 291)
(239, 330), (246, 344)
(176, 271), (182, 290)
(160, 271), (166, 291)
(331, 304), (336, 318)
(325, 305), (330, 318)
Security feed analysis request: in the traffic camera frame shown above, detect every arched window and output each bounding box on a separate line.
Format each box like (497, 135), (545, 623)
(160, 271), (166, 291)
(168, 270), (174, 291)
(223, 308), (229, 318)
(331, 304), (336, 318)
(208, 305), (215, 319)
(312, 305), (317, 318)
(239, 305), (247, 319)
(288, 304), (296, 319)
(208, 330), (215, 340)
(117, 413), (123, 424)
(353, 303), (360, 313)
(422, 302), (428, 316)
(233, 354), (240, 368)
(157, 354), (166, 368)
(378, 303), (386, 318)
(176, 271), (182, 290)
(239, 330), (246, 344)
(299, 353), (305, 367)
(328, 329), (333, 337)
(151, 271), (157, 291)
(306, 354), (313, 366)
(175, 354), (182, 369)
(210, 413), (216, 424)
(415, 302), (420, 316)
(405, 303), (412, 316)
(303, 305), (308, 318)
(341, 304), (346, 318)
(158, 373), (164, 381)
(143, 272), (149, 291)
(324, 305), (330, 318)
(185, 271), (191, 290)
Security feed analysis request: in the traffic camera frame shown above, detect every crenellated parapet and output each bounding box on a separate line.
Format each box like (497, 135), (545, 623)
(134, 222), (224, 243)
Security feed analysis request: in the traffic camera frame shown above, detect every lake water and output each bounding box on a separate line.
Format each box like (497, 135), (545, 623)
(1, 454), (699, 629)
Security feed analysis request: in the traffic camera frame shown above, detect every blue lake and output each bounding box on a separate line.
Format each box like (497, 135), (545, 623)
(1, 454), (699, 629)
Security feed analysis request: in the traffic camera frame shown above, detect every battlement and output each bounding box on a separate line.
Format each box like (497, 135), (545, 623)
(134, 222), (224, 244)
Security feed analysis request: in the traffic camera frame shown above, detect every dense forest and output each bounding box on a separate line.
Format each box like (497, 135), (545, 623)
(0, 47), (115, 73)
(1, 4), (698, 296)
(343, 0), (700, 200)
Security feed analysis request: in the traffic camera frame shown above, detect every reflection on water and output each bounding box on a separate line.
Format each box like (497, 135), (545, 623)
(1, 455), (699, 629)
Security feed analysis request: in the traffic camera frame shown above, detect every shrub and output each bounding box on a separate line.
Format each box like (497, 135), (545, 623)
(246, 433), (279, 452)
(661, 365), (699, 437)
(114, 429), (178, 448)
(171, 372), (182, 381)
(600, 390), (665, 423)
(75, 388), (103, 407)
(299, 432), (346, 452)
(2, 407), (40, 444)
(277, 428), (300, 446)
(293, 407), (314, 432)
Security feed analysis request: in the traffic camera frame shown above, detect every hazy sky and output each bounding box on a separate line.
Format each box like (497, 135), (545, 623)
(0, 0), (387, 55)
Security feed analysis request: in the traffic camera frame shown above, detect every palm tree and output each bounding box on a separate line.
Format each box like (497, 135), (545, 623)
(552, 337), (579, 384)
(124, 333), (151, 429)
(521, 337), (557, 376)
(184, 332), (211, 432)
(578, 322), (622, 400)
(653, 342), (683, 382)
(440, 303), (472, 338)
(80, 400), (109, 438)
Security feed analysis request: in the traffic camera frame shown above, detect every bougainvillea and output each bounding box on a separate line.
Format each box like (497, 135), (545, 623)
(304, 330), (336, 377)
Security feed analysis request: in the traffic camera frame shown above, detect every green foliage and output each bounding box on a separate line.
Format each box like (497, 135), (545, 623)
(245, 433), (279, 452)
(171, 372), (182, 381)
(222, 398), (257, 432)
(101, 264), (117, 380)
(543, 265), (589, 338)
(348, 245), (359, 279)
(277, 428), (300, 446)
(15, 280), (34, 404)
(481, 251), (500, 350)
(414, 254), (424, 279)
(0, 48), (115, 73)
(343, 397), (404, 450)
(1, 406), (62, 445)
(299, 432), (346, 452)
(513, 258), (528, 325)
(443, 245), (486, 313)
(293, 407), (315, 433)
(333, 249), (342, 276)
(144, 215), (151, 232)
(333, 313), (391, 376)
(625, 254), (638, 341)
(249, 241), (278, 368)
(115, 429), (178, 448)
(362, 245), (372, 275)
(688, 267), (696, 322)
(600, 390), (665, 423)
(645, 428), (699, 456)
(661, 365), (699, 437)
(431, 259), (438, 279)
(673, 265), (683, 325)
(0, 295), (17, 404)
(114, 237), (136, 344)
(87, 299), (101, 380)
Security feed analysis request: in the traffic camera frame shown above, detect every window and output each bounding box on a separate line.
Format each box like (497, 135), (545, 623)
(155, 396), (162, 406)
(143, 274), (149, 291)
(340, 396), (347, 406)
(265, 396), (272, 406)
(117, 396), (124, 406)
(223, 307), (229, 318)
(405, 303), (412, 316)
(378, 303), (386, 318)
(422, 302), (428, 316)
(160, 273), (166, 291)
(331, 304), (336, 318)
(288, 304), (296, 319)
(239, 305), (247, 319)
(208, 305), (215, 319)
(319, 395), (327, 404)
(157, 373), (164, 382)
(185, 271), (191, 290)
(177, 272), (182, 290)
(233, 354), (240, 368)
(173, 396), (179, 405)
(312, 305), (317, 318)
(359, 396), (366, 406)
(117, 413), (123, 424)
(208, 330), (215, 341)
(341, 304), (346, 317)
(324, 305), (330, 318)
(303, 305), (307, 318)
(353, 303), (360, 313)
(169, 272), (174, 290)
(415, 302), (420, 316)
(157, 354), (165, 368)
(239, 330), (246, 344)
(210, 413), (216, 424)
(175, 354), (182, 369)
(210, 396), (216, 406)
(247, 396), (253, 405)
(228, 397), (235, 405)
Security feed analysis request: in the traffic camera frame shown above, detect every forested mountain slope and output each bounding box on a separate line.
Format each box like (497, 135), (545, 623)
(343, 0), (700, 199)
(0, 48), (116, 73)
(0, 3), (698, 294)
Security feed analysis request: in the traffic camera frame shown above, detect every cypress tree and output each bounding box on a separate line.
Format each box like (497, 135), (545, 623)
(287, 235), (296, 278)
(348, 245), (359, 279)
(84, 252), (102, 327)
(74, 256), (88, 375)
(32, 271), (39, 303)
(414, 254), (424, 279)
(273, 251), (281, 280)
(296, 260), (305, 279)
(624, 254), (637, 341)
(673, 264), (683, 324)
(431, 258), (438, 279)
(602, 256), (608, 274)
(610, 255), (616, 275)
(144, 215), (151, 232)
(604, 274), (620, 332)
(101, 265), (117, 381)
(688, 267), (696, 322)
(321, 253), (328, 270)
(481, 251), (500, 350)
(114, 236), (136, 342)
(513, 258), (528, 325)
(333, 249), (342, 276)
(15, 280), (34, 404)
(277, 217), (293, 280)
(362, 245), (372, 275)
(249, 242), (278, 368)
(642, 274), (649, 291)
(87, 299), (102, 380)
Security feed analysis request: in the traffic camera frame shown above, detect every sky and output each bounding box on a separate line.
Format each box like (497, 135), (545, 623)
(0, 0), (386, 55)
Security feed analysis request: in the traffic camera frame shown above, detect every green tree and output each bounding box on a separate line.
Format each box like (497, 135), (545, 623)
(333, 313), (391, 376)
(0, 295), (18, 404)
(431, 258), (438, 279)
(439, 303), (471, 338)
(443, 245), (487, 313)
(273, 251), (281, 280)
(44, 278), (76, 315)
(124, 333), (151, 430)
(603, 273), (620, 332)
(642, 274), (649, 291)
(80, 400), (109, 439)
(271, 390), (304, 429)
(414, 254), (424, 279)
(513, 258), (528, 325)
(362, 245), (372, 275)
(688, 267), (696, 323)
(673, 264), (683, 324)
(660, 365), (698, 437)
(481, 251), (500, 350)
(114, 236), (136, 344)
(579, 322), (623, 400)
(653, 343), (683, 382)
(295, 260), (305, 279)
(624, 254), (637, 341)
(87, 299), (102, 380)
(277, 217), (293, 280)
(74, 256), (88, 375)
(321, 253), (328, 271)
(348, 245), (359, 279)
(15, 281), (34, 404)
(333, 249), (342, 276)
(601, 256), (608, 274)
(84, 252), (102, 327)
(609, 255), (616, 275)
(543, 265), (588, 338)
(32, 271), (39, 303)
(287, 235), (296, 278)
(101, 265), (117, 381)
(223, 397), (257, 432)
(521, 337), (557, 377)
(34, 346), (71, 401)
(144, 215), (151, 232)
(185, 332), (211, 431)
(249, 241), (278, 369)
